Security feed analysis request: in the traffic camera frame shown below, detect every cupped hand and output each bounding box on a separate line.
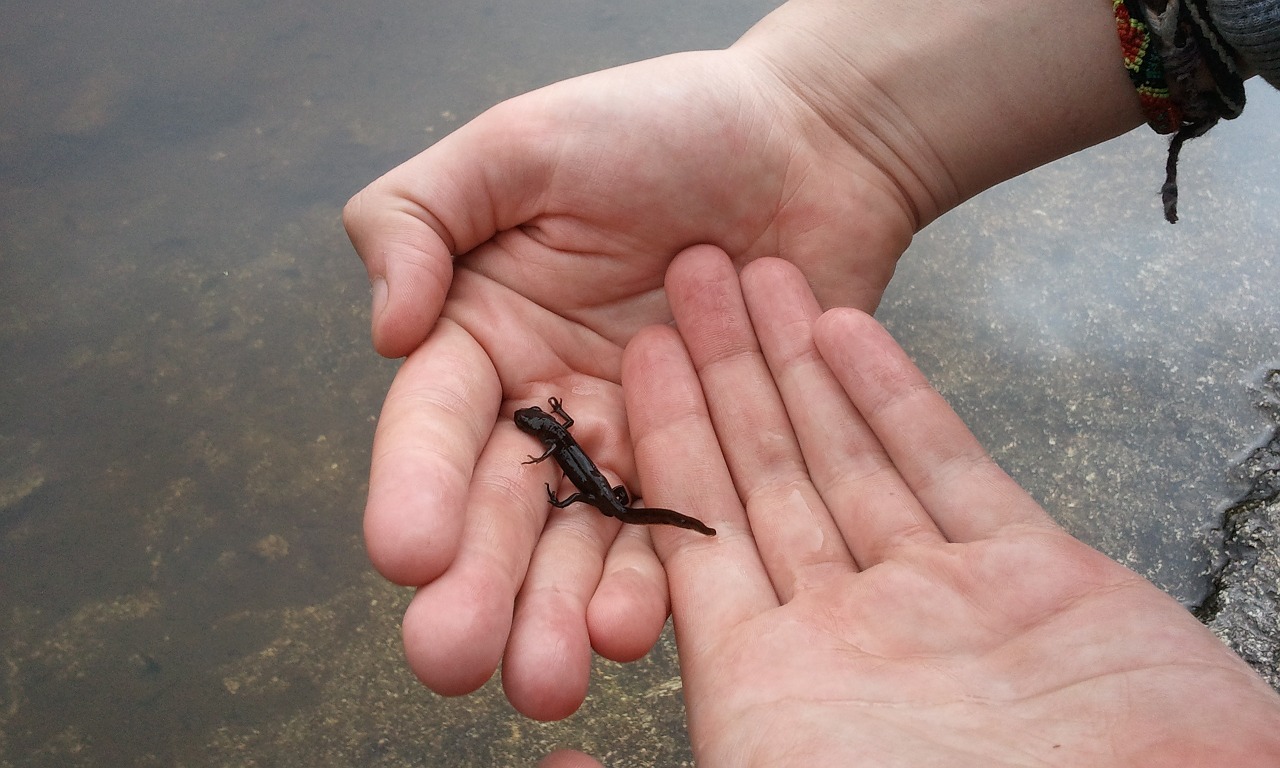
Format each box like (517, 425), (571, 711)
(575, 246), (1278, 766)
(344, 49), (916, 719)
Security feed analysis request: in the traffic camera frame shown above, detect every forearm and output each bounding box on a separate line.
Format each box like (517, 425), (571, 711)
(734, 0), (1144, 227)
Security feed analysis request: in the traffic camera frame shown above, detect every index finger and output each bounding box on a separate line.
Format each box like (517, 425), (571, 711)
(814, 308), (1056, 541)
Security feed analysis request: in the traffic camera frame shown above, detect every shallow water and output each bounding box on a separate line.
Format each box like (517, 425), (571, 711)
(881, 87), (1280, 606)
(1, 1), (1277, 765)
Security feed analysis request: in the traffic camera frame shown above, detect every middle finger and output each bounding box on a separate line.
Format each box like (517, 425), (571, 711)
(740, 257), (947, 569)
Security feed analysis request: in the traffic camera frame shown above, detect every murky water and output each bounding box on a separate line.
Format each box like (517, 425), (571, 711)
(881, 85), (1280, 606)
(1, 0), (1277, 765)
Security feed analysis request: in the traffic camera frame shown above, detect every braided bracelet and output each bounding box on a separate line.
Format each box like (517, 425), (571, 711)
(1115, 0), (1183, 132)
(1113, 0), (1248, 222)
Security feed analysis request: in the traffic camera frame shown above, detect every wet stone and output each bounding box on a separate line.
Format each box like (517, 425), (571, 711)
(1199, 370), (1280, 691)
(1201, 498), (1280, 691)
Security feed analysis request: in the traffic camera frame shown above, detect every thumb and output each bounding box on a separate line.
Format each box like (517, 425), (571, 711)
(342, 97), (558, 357)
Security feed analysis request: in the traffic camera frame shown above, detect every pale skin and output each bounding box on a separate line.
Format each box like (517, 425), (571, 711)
(345, 0), (1198, 721)
(541, 248), (1280, 766)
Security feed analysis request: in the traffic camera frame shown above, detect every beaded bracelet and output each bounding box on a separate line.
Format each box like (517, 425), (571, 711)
(1113, 0), (1247, 222)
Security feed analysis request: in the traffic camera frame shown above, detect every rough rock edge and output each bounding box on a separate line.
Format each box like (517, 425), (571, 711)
(1196, 369), (1280, 691)
(1198, 498), (1280, 691)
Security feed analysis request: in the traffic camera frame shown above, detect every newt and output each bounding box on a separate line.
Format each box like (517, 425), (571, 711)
(513, 397), (716, 536)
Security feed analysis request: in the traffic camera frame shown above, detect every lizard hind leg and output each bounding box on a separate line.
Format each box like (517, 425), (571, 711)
(545, 483), (583, 509)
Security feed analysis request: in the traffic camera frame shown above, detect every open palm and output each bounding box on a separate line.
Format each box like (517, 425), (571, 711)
(679, 535), (1273, 766)
(344, 49), (915, 718)
(601, 249), (1280, 766)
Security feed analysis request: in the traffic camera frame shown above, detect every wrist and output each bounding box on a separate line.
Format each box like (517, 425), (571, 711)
(734, 0), (1145, 227)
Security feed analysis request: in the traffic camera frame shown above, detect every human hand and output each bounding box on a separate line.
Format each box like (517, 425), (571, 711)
(344, 46), (918, 720)
(346, 0), (1151, 721)
(545, 246), (1280, 765)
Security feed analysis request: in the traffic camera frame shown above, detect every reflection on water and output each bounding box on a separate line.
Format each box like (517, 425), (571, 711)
(0, 0), (1277, 765)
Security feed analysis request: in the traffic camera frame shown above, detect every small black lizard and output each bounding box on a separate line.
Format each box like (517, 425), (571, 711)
(513, 397), (716, 536)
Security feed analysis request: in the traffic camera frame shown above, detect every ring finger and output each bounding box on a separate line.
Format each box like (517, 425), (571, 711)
(665, 246), (855, 600)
